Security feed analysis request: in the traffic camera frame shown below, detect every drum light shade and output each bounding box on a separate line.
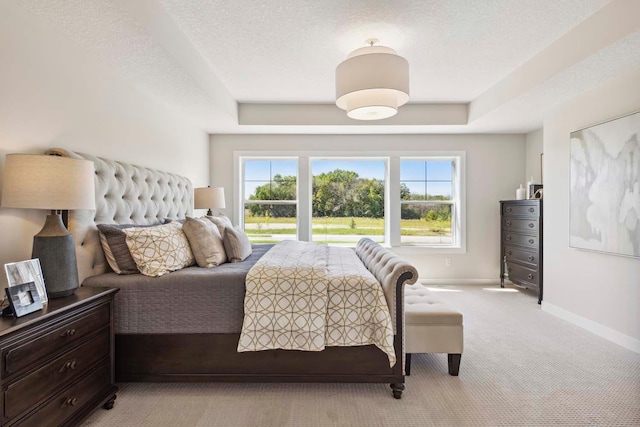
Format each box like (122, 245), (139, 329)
(336, 44), (409, 121)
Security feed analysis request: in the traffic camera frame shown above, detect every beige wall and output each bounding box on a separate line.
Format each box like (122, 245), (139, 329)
(542, 65), (640, 348)
(0, 2), (209, 286)
(210, 133), (525, 280)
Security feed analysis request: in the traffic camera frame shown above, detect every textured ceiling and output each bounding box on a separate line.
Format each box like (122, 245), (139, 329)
(12, 0), (639, 134)
(159, 0), (608, 103)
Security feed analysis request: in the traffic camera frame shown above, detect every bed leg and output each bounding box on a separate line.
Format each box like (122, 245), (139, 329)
(390, 383), (405, 399)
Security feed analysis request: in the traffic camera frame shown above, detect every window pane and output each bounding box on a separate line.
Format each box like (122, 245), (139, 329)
(311, 159), (385, 245)
(244, 160), (271, 181)
(400, 203), (453, 245)
(400, 160), (425, 181)
(426, 161), (453, 181)
(244, 203), (297, 243)
(426, 182), (452, 200)
(401, 181), (425, 200)
(244, 160), (297, 201)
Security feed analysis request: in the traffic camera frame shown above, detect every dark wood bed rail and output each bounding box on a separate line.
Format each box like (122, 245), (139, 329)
(115, 270), (415, 399)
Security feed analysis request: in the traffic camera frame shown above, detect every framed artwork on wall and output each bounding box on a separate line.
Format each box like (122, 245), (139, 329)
(569, 110), (640, 258)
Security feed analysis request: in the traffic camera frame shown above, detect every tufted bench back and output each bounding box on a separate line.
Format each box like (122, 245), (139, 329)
(46, 149), (193, 282)
(355, 238), (418, 333)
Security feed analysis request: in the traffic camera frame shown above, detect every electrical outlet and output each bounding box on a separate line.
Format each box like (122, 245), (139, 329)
(445, 257), (452, 267)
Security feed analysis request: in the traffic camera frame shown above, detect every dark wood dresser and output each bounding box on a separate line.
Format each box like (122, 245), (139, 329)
(0, 287), (118, 426)
(500, 200), (543, 303)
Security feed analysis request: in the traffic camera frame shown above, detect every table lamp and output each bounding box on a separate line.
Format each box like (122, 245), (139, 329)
(1, 154), (95, 298)
(194, 186), (225, 216)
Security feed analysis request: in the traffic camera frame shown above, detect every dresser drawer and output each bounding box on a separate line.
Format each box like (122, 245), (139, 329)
(15, 362), (111, 427)
(502, 203), (539, 217)
(4, 329), (109, 420)
(506, 263), (539, 288)
(504, 245), (538, 267)
(503, 232), (539, 249)
(2, 304), (110, 377)
(502, 218), (539, 233)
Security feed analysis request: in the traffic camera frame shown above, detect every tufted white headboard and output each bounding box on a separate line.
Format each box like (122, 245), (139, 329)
(46, 149), (193, 282)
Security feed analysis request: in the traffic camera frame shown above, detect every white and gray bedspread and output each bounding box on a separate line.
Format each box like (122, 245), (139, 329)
(237, 241), (396, 366)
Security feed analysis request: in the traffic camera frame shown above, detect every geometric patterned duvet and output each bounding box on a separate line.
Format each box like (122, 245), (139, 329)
(237, 240), (396, 366)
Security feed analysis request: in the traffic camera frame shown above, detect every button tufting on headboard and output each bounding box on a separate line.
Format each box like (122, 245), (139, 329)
(45, 148), (193, 282)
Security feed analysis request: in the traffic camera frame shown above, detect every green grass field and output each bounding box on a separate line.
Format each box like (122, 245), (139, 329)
(244, 216), (451, 237)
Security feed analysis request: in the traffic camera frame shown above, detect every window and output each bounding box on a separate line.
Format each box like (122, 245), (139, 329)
(242, 159), (297, 243)
(237, 152), (464, 251)
(400, 159), (456, 245)
(311, 159), (385, 245)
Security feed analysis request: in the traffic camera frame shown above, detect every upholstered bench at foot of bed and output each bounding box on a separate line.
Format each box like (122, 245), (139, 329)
(405, 283), (464, 376)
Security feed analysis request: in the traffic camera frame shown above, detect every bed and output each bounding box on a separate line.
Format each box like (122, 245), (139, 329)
(48, 148), (418, 398)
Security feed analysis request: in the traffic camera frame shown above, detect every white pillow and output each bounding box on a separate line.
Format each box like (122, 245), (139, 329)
(206, 214), (233, 236)
(124, 222), (195, 277)
(182, 216), (227, 268)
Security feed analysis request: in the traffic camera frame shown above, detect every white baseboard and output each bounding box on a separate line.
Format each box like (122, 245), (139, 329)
(419, 278), (501, 286)
(542, 302), (640, 354)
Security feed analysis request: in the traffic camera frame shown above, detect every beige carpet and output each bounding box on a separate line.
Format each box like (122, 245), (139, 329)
(83, 284), (640, 426)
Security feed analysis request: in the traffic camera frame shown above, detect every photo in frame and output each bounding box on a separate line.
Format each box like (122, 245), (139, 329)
(570, 110), (640, 258)
(4, 259), (48, 305)
(5, 282), (43, 317)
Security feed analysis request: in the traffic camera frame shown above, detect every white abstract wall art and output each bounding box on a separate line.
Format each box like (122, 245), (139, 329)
(570, 110), (640, 258)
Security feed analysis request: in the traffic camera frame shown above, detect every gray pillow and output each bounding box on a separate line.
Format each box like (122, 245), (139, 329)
(97, 223), (161, 274)
(182, 217), (227, 268)
(222, 227), (252, 262)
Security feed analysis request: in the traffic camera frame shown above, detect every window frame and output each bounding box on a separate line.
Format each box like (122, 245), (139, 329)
(235, 151), (466, 253)
(239, 156), (299, 241)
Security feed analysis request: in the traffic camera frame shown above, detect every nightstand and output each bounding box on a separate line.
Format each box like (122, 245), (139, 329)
(0, 287), (118, 426)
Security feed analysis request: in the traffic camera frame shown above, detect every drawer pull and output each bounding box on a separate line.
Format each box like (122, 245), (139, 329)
(528, 255), (534, 261)
(506, 207), (512, 212)
(527, 274), (534, 280)
(529, 207), (534, 212)
(59, 360), (78, 372)
(507, 250), (512, 255)
(528, 223), (534, 228)
(528, 239), (534, 244)
(506, 235), (512, 241)
(506, 220), (511, 226)
(61, 329), (77, 337)
(63, 397), (79, 407)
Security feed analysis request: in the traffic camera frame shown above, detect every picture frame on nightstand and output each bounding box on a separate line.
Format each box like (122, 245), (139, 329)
(5, 282), (43, 317)
(4, 258), (48, 305)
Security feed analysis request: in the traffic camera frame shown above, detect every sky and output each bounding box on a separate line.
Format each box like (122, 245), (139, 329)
(243, 159), (453, 198)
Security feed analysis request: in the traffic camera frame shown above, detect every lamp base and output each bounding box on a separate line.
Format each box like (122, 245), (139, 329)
(32, 214), (79, 299)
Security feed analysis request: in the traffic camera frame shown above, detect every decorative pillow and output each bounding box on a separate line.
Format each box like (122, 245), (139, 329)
(97, 223), (161, 274)
(182, 216), (227, 268)
(206, 214), (233, 236)
(124, 222), (195, 277)
(223, 227), (252, 263)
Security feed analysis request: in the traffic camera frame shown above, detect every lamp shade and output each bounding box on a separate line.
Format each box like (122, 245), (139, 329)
(336, 44), (409, 121)
(1, 154), (96, 211)
(194, 186), (226, 210)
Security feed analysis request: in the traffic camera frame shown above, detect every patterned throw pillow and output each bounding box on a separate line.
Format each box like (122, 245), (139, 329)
(124, 222), (195, 277)
(206, 214), (233, 236)
(223, 227), (252, 263)
(182, 216), (227, 268)
(97, 223), (162, 274)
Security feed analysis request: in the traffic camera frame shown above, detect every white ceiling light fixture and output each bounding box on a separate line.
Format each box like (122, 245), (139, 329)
(336, 39), (409, 121)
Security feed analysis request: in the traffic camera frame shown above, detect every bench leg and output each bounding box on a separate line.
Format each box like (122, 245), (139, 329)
(448, 353), (461, 376)
(405, 353), (412, 376)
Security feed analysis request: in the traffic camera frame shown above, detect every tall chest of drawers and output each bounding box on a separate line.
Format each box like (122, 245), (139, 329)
(0, 287), (118, 427)
(500, 200), (543, 304)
